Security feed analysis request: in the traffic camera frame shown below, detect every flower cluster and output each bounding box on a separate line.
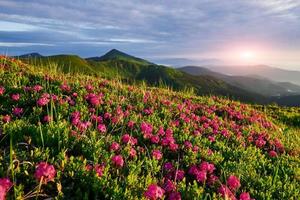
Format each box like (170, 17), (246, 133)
(34, 162), (56, 184)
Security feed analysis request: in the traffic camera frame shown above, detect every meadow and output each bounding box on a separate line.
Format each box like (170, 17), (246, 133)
(0, 56), (299, 200)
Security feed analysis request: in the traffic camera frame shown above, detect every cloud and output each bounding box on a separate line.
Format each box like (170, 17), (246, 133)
(0, 42), (54, 47)
(0, 0), (299, 69)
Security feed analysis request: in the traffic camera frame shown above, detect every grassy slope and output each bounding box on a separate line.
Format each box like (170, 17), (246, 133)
(0, 56), (299, 199)
(22, 55), (97, 75)
(22, 55), (265, 104)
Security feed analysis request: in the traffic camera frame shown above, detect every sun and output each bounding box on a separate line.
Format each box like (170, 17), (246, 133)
(240, 51), (255, 60)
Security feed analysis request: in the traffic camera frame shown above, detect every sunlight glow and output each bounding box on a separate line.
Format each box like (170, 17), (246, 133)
(240, 51), (255, 60)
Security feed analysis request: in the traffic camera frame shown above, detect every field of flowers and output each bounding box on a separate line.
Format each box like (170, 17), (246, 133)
(0, 56), (299, 200)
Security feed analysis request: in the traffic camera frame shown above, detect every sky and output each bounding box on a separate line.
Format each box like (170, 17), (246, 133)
(0, 0), (300, 69)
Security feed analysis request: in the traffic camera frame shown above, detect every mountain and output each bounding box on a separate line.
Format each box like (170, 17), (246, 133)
(179, 66), (300, 97)
(269, 95), (300, 107)
(17, 52), (43, 58)
(18, 49), (300, 105)
(202, 65), (300, 86)
(19, 50), (265, 103)
(153, 58), (223, 67)
(86, 49), (152, 65)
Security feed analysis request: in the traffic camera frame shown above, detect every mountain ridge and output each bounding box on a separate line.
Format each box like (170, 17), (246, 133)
(17, 49), (300, 106)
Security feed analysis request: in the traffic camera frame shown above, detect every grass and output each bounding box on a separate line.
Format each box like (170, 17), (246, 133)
(0, 56), (299, 200)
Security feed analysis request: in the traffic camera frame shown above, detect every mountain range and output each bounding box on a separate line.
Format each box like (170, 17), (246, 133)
(16, 49), (300, 106)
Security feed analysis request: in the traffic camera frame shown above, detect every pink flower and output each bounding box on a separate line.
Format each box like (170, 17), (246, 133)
(129, 148), (137, 158)
(174, 170), (185, 181)
(150, 135), (160, 144)
(218, 185), (236, 200)
(34, 162), (56, 184)
(163, 179), (175, 193)
(110, 142), (120, 152)
(196, 170), (207, 183)
(152, 149), (163, 160)
(85, 164), (93, 171)
(199, 161), (215, 174)
(184, 140), (192, 150)
(2, 115), (11, 123)
(207, 174), (219, 186)
(11, 93), (20, 101)
(127, 120), (135, 129)
(0, 178), (12, 192)
(94, 164), (105, 177)
(37, 97), (50, 107)
(111, 155), (124, 168)
(97, 124), (107, 133)
(0, 86), (5, 95)
(164, 162), (174, 172)
(239, 192), (251, 200)
(86, 93), (102, 107)
(121, 134), (131, 144)
(60, 83), (71, 92)
(33, 85), (43, 92)
(141, 122), (153, 135)
(168, 192), (181, 200)
(43, 115), (52, 123)
(255, 137), (266, 148)
(144, 184), (165, 200)
(227, 175), (241, 191)
(268, 150), (277, 158)
(12, 107), (23, 117)
(85, 84), (94, 92)
(0, 185), (6, 200)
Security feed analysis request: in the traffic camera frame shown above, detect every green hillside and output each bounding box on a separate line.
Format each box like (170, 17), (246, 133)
(0, 56), (299, 199)
(22, 54), (97, 75)
(21, 50), (265, 104)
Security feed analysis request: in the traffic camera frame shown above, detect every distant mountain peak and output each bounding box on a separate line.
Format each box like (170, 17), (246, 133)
(102, 49), (132, 58)
(18, 52), (43, 58)
(87, 49), (152, 65)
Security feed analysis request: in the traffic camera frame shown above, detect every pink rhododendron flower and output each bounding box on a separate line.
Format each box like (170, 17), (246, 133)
(239, 192), (251, 200)
(199, 161), (215, 174)
(111, 155), (124, 168)
(164, 162), (174, 172)
(218, 185), (236, 200)
(43, 115), (52, 123)
(127, 120), (135, 129)
(129, 148), (137, 158)
(60, 83), (71, 92)
(37, 96), (50, 107)
(33, 85), (43, 92)
(34, 162), (56, 184)
(168, 192), (181, 200)
(207, 174), (219, 186)
(152, 149), (163, 160)
(97, 124), (107, 133)
(10, 93), (20, 101)
(2, 115), (11, 123)
(12, 107), (23, 117)
(184, 140), (192, 150)
(94, 164), (105, 177)
(0, 185), (6, 200)
(268, 150), (277, 158)
(0, 178), (12, 192)
(196, 170), (207, 183)
(227, 175), (241, 191)
(144, 184), (165, 200)
(163, 179), (175, 193)
(0, 86), (5, 95)
(110, 142), (120, 152)
(174, 170), (185, 181)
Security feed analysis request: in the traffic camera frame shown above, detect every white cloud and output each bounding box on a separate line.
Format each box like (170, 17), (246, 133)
(0, 42), (55, 47)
